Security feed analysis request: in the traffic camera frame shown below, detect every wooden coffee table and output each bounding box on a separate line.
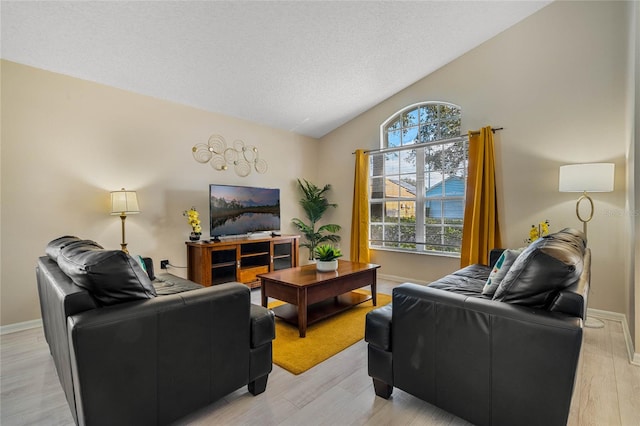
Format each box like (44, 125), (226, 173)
(258, 260), (380, 337)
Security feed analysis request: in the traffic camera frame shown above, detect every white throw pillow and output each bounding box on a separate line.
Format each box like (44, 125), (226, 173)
(482, 249), (522, 297)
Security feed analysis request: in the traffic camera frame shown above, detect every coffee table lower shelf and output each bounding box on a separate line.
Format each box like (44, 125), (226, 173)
(271, 291), (372, 328)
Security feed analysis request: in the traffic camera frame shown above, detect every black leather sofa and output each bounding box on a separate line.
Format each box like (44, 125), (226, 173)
(365, 228), (590, 426)
(36, 236), (275, 426)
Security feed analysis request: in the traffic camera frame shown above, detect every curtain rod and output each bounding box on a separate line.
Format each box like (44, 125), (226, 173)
(353, 127), (503, 155)
(469, 126), (503, 135)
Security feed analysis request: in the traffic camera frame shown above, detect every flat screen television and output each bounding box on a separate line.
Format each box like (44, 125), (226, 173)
(209, 184), (280, 238)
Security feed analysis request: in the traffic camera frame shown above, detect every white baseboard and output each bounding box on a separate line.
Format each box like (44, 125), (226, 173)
(0, 319), (42, 335)
(588, 308), (640, 366)
(378, 273), (429, 286)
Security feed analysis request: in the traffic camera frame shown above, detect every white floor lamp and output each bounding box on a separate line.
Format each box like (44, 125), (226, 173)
(559, 163), (614, 328)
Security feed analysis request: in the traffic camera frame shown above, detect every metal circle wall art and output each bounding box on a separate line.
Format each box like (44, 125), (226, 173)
(192, 134), (268, 177)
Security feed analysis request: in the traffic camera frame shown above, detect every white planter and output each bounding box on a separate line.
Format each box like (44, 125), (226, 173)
(316, 259), (338, 272)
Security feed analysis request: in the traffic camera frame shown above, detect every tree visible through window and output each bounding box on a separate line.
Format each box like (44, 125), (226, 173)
(369, 102), (467, 254)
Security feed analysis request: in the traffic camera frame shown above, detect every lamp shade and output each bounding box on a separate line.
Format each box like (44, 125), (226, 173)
(110, 189), (140, 215)
(558, 163), (615, 193)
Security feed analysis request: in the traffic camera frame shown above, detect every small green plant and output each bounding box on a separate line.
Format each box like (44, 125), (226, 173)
(313, 244), (343, 261)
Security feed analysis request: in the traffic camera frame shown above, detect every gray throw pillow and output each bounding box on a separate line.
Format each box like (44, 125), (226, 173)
(57, 240), (156, 306)
(482, 249), (522, 297)
(45, 235), (85, 261)
(492, 229), (585, 308)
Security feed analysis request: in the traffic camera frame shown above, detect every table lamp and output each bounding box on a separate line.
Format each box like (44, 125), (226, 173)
(558, 163), (614, 239)
(110, 188), (140, 254)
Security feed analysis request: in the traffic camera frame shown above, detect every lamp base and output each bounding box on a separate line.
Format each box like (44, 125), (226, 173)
(575, 192), (594, 239)
(120, 214), (129, 254)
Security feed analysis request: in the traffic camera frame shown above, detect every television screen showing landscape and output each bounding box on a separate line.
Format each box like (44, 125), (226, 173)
(209, 185), (280, 236)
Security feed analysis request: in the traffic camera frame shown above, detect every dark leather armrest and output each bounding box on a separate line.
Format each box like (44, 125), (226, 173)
(250, 304), (275, 348)
(365, 304), (393, 351)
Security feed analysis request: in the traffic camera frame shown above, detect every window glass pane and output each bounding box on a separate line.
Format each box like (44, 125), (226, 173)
(370, 224), (383, 242)
(420, 123), (438, 142)
(384, 152), (398, 175)
(440, 104), (460, 119)
(385, 180), (400, 197)
(398, 176), (416, 199)
(402, 108), (419, 127)
(386, 118), (401, 131)
(440, 141), (466, 175)
(370, 202), (383, 222)
(425, 171), (444, 196)
(396, 178), (416, 199)
(385, 201), (399, 219)
(399, 150), (416, 174)
(399, 225), (416, 249)
(443, 226), (463, 249)
(425, 145), (444, 173)
(442, 200), (464, 223)
(425, 200), (443, 220)
(384, 225), (399, 247)
(401, 126), (418, 145)
(399, 200), (416, 219)
(387, 130), (401, 147)
(424, 227), (442, 244)
(440, 120), (461, 139)
(370, 176), (384, 199)
(442, 177), (464, 197)
(420, 105), (438, 123)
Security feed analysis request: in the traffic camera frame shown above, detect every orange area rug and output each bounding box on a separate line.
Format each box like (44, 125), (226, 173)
(268, 291), (392, 375)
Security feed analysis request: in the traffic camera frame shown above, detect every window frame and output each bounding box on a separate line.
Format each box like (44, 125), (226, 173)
(370, 101), (466, 256)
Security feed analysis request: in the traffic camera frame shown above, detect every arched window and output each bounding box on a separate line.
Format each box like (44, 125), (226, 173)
(369, 102), (467, 254)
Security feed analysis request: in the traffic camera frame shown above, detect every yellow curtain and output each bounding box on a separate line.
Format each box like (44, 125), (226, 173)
(460, 126), (502, 267)
(350, 149), (371, 263)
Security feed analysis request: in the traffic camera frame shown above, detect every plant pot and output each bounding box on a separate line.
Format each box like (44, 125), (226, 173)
(316, 259), (338, 272)
(189, 232), (201, 241)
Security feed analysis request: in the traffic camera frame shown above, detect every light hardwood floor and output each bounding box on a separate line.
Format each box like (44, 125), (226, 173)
(2, 279), (639, 425)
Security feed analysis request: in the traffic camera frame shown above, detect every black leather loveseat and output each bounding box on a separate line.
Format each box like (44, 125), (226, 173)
(36, 236), (275, 426)
(365, 228), (590, 426)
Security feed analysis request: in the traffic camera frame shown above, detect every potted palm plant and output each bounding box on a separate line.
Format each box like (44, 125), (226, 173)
(314, 244), (342, 271)
(292, 179), (341, 261)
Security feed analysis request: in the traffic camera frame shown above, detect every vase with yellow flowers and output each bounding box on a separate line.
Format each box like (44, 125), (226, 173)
(526, 219), (550, 244)
(184, 207), (202, 241)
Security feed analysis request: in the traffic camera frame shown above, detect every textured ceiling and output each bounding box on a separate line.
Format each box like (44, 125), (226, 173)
(1, 1), (551, 138)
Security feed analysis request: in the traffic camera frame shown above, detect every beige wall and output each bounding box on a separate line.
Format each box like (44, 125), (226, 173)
(630, 0), (639, 357)
(0, 60), (319, 325)
(0, 1), (636, 344)
(320, 0), (633, 324)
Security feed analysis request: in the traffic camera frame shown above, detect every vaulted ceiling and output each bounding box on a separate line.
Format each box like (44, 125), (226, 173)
(1, 1), (551, 138)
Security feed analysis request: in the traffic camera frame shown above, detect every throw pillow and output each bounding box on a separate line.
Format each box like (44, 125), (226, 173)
(57, 240), (156, 306)
(482, 249), (522, 297)
(45, 235), (85, 261)
(492, 230), (584, 308)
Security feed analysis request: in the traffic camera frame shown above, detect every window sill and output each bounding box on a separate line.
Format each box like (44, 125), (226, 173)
(370, 247), (460, 259)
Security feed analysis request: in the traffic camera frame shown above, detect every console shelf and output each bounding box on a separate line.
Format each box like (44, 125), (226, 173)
(186, 235), (299, 288)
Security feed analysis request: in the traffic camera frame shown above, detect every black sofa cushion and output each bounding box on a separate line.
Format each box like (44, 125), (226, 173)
(57, 240), (156, 306)
(152, 273), (203, 295)
(493, 228), (585, 308)
(427, 264), (490, 297)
